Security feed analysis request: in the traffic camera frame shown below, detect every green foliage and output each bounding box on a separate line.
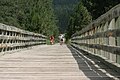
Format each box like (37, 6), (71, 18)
(81, 0), (120, 19)
(66, 0), (120, 40)
(66, 2), (92, 39)
(53, 0), (79, 33)
(0, 0), (59, 37)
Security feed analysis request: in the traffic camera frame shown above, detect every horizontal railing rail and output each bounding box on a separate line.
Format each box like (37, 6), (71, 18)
(71, 4), (120, 73)
(0, 23), (47, 54)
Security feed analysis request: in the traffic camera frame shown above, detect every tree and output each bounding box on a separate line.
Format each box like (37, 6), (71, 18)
(81, 0), (120, 19)
(0, 0), (59, 38)
(53, 0), (79, 33)
(66, 2), (92, 39)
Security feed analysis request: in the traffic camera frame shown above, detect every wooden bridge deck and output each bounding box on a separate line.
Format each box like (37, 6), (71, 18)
(0, 44), (119, 80)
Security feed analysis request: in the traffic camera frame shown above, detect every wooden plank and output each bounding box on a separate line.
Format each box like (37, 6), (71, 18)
(0, 44), (119, 80)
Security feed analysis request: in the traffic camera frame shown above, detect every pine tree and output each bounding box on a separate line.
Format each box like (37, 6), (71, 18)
(66, 2), (92, 39)
(0, 0), (59, 38)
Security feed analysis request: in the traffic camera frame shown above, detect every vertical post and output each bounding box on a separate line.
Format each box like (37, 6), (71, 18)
(104, 22), (109, 59)
(97, 26), (100, 55)
(100, 24), (104, 57)
(108, 18), (116, 62)
(116, 16), (120, 64)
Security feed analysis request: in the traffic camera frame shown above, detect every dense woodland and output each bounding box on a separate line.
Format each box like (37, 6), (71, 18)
(0, 0), (120, 41)
(66, 0), (120, 40)
(53, 0), (79, 33)
(0, 0), (59, 38)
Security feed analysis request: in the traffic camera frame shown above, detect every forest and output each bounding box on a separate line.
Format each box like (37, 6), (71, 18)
(53, 0), (79, 33)
(65, 0), (120, 40)
(0, 0), (120, 41)
(0, 0), (59, 38)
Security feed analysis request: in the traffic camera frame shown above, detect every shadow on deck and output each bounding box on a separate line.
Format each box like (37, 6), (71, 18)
(67, 45), (120, 80)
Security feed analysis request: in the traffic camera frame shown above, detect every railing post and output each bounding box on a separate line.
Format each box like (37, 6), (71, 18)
(108, 18), (116, 62)
(116, 16), (120, 64)
(71, 4), (120, 73)
(0, 23), (47, 55)
(103, 22), (109, 59)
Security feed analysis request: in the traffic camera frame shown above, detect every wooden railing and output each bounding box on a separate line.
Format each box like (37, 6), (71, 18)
(0, 23), (46, 55)
(71, 4), (120, 72)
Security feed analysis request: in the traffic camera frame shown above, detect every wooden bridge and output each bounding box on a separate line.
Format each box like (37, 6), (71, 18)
(0, 3), (120, 80)
(0, 44), (119, 80)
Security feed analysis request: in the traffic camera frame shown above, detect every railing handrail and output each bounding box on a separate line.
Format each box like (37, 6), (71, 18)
(71, 3), (120, 74)
(0, 23), (47, 38)
(0, 23), (47, 54)
(72, 4), (120, 37)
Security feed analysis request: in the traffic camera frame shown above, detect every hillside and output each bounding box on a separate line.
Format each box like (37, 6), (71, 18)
(53, 0), (79, 33)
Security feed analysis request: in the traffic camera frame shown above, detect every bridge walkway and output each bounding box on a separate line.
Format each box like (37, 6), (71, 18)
(0, 44), (119, 80)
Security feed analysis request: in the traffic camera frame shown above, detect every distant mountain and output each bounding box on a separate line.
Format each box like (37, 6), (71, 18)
(53, 0), (79, 33)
